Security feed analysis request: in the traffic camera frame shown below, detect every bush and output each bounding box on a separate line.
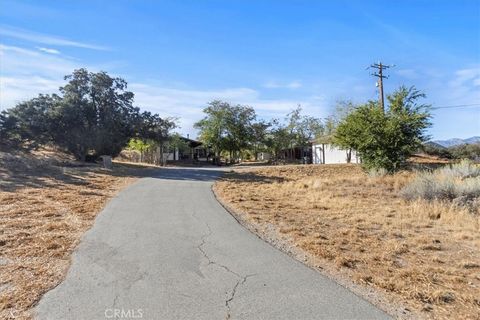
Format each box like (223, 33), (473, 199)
(401, 173), (455, 200)
(334, 86), (431, 172)
(423, 142), (480, 161)
(449, 143), (480, 161)
(437, 159), (480, 179)
(401, 160), (480, 213)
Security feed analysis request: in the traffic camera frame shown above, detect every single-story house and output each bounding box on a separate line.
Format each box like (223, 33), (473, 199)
(256, 152), (271, 161)
(277, 146), (312, 163)
(311, 141), (360, 164)
(162, 149), (179, 162)
(175, 136), (211, 162)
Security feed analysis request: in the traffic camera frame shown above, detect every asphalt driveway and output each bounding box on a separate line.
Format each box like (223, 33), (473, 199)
(35, 167), (390, 320)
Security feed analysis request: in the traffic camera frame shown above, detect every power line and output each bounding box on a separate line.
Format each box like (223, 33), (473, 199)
(431, 103), (480, 110)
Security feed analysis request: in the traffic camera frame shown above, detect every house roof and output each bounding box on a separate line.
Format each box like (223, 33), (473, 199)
(180, 136), (203, 148)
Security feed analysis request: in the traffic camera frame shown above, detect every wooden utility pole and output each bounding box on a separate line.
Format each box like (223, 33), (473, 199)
(369, 62), (393, 112)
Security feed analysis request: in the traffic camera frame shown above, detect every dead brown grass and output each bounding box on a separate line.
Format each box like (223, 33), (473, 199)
(0, 150), (148, 319)
(409, 154), (450, 164)
(215, 164), (480, 320)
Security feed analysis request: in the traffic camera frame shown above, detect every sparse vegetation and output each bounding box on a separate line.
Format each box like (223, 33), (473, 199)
(449, 143), (480, 161)
(0, 150), (149, 319)
(422, 142), (480, 161)
(367, 167), (389, 177)
(214, 164), (480, 319)
(401, 160), (480, 213)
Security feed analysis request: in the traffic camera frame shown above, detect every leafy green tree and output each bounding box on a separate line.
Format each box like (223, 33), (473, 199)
(168, 133), (190, 160)
(334, 86), (431, 172)
(323, 100), (357, 139)
(0, 110), (24, 149)
(265, 121), (291, 161)
(223, 104), (257, 163)
(194, 100), (229, 164)
(50, 69), (141, 160)
(127, 138), (155, 162)
(136, 111), (176, 165)
(0, 68), (176, 161)
(285, 106), (323, 160)
(195, 100), (257, 164)
(0, 94), (60, 149)
(250, 121), (271, 160)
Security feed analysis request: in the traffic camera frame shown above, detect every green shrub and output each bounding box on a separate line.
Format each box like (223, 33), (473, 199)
(334, 86), (431, 172)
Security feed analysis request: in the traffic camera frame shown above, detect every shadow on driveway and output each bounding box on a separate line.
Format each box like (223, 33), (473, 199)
(153, 167), (228, 182)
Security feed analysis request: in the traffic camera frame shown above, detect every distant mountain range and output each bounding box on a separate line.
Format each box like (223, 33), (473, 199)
(432, 136), (480, 148)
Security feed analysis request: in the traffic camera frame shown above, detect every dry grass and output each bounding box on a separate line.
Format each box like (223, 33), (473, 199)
(215, 164), (480, 319)
(408, 154), (450, 164)
(0, 150), (148, 319)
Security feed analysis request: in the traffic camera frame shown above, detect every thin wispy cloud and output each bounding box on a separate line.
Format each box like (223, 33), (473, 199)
(449, 67), (480, 88)
(1, 1), (477, 140)
(0, 44), (76, 108)
(0, 44), (77, 77)
(0, 43), (326, 137)
(131, 82), (328, 135)
(263, 80), (302, 89)
(442, 66), (480, 105)
(36, 47), (60, 55)
(1, 42), (477, 138)
(0, 25), (109, 51)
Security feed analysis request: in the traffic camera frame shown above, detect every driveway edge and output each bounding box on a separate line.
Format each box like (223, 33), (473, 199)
(211, 182), (414, 320)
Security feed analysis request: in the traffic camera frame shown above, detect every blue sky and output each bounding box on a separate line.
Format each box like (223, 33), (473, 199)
(0, 0), (479, 140)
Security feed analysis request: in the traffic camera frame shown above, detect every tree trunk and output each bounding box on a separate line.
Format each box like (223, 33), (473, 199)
(77, 146), (86, 162)
(346, 149), (352, 163)
(159, 142), (165, 166)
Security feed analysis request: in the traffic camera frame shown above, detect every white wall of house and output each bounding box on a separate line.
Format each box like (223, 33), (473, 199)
(312, 143), (360, 164)
(162, 150), (179, 162)
(257, 152), (271, 161)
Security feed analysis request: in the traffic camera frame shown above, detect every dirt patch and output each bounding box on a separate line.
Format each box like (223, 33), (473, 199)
(214, 164), (480, 320)
(0, 150), (152, 319)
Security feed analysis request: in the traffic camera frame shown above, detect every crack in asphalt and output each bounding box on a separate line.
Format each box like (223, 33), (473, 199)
(112, 294), (119, 308)
(192, 209), (258, 319)
(225, 274), (255, 320)
(196, 221), (242, 278)
(109, 270), (147, 309)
